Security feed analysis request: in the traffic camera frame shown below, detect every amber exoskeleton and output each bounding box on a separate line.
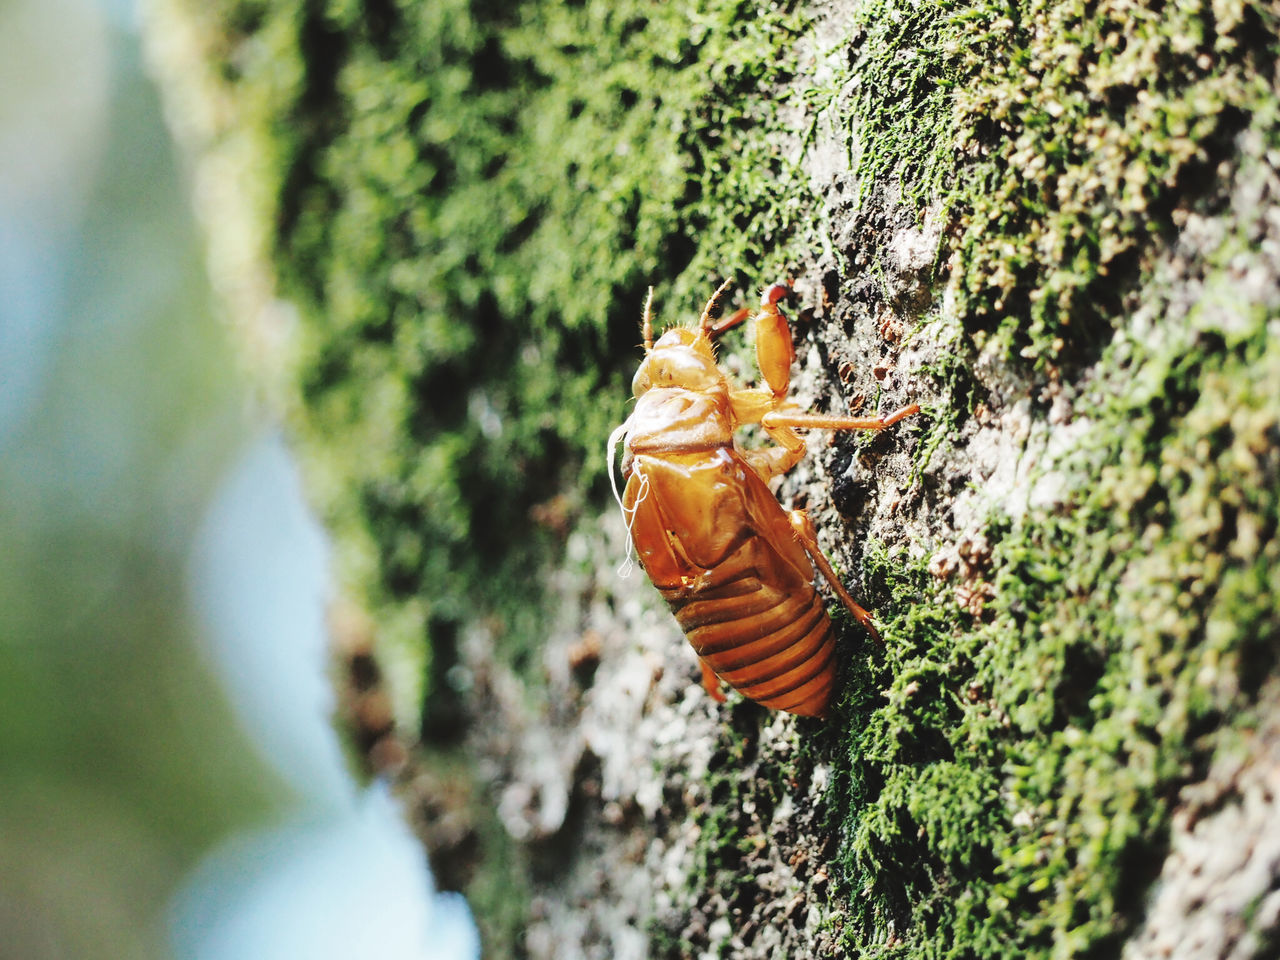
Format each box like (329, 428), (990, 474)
(609, 281), (918, 717)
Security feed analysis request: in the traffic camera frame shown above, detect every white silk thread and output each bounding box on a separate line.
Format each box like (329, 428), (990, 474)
(606, 420), (649, 578)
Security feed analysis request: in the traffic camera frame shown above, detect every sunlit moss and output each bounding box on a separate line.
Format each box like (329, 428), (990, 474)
(821, 144), (1280, 955)
(684, 2), (1280, 955)
(845, 0), (1276, 363)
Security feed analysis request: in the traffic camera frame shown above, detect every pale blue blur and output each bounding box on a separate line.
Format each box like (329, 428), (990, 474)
(186, 434), (352, 809)
(178, 433), (478, 960)
(0, 1), (479, 957)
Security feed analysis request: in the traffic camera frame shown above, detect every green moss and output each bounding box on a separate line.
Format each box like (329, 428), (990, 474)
(839, 0), (1277, 363)
(801, 11), (1280, 947)
(823, 182), (1280, 955)
(768, 7), (1280, 948)
(201, 0), (822, 692)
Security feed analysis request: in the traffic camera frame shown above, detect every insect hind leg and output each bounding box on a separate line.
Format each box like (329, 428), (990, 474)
(788, 509), (880, 641)
(699, 658), (727, 703)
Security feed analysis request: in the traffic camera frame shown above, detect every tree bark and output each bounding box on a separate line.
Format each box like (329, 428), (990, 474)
(144, 0), (1280, 956)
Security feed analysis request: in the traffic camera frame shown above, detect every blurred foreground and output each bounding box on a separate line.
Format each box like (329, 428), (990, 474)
(0, 2), (477, 957)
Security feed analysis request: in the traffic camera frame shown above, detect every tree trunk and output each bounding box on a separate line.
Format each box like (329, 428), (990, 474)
(143, 0), (1280, 956)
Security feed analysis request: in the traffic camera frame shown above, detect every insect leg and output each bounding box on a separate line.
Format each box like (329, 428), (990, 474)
(787, 508), (880, 641)
(754, 283), (795, 398)
(761, 402), (921, 432)
(740, 425), (808, 481)
(697, 277), (736, 337)
(745, 400), (919, 480)
(726, 388), (809, 481)
(706, 306), (751, 339)
(699, 657), (727, 702)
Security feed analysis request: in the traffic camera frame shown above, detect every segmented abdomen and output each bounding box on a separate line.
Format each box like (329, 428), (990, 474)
(658, 538), (836, 717)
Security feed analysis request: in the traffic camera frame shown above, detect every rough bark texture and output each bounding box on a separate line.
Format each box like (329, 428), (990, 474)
(143, 0), (1280, 957)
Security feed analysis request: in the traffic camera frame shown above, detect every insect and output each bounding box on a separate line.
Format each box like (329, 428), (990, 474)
(608, 280), (919, 717)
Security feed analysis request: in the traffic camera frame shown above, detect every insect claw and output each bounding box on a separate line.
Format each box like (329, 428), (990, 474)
(761, 282), (790, 307)
(860, 615), (881, 642)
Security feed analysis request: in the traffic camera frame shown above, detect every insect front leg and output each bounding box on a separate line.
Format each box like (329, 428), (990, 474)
(736, 401), (921, 483)
(754, 283), (795, 399)
(747, 282), (922, 435)
(728, 282), (921, 481)
(729, 387), (809, 482)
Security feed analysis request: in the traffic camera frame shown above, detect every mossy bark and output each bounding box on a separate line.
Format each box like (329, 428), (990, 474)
(144, 0), (1280, 956)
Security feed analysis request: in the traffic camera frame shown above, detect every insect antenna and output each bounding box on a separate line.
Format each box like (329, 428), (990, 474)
(698, 277), (735, 337)
(641, 286), (655, 352)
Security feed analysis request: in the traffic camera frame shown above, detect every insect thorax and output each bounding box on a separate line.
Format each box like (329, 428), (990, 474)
(625, 385), (735, 457)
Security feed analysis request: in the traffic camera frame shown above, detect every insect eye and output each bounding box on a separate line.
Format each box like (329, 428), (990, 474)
(631, 364), (652, 397)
